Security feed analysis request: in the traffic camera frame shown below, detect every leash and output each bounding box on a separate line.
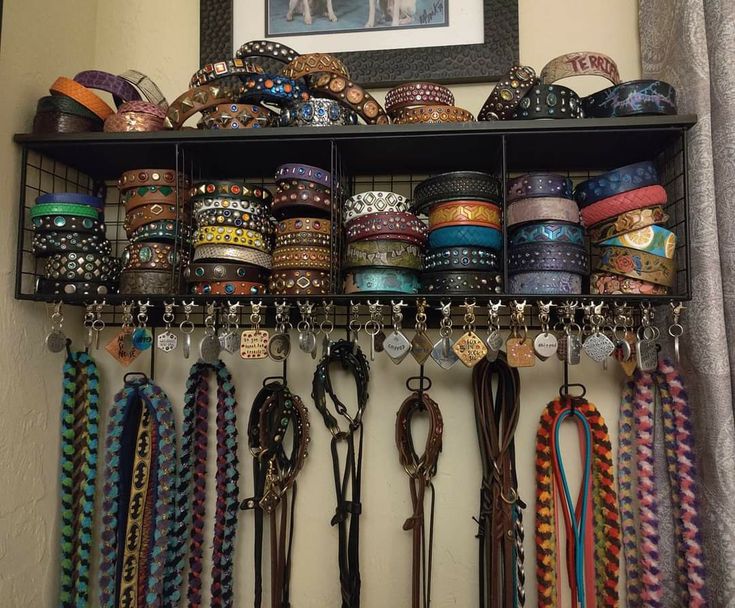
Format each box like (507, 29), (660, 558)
(59, 349), (100, 608)
(312, 339), (370, 608)
(395, 389), (443, 608)
(472, 353), (525, 608)
(173, 360), (239, 608)
(98, 374), (178, 608)
(241, 380), (310, 608)
(618, 356), (706, 607)
(535, 396), (621, 608)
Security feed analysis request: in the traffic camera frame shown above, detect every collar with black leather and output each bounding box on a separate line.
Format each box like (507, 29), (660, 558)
(512, 84), (583, 119)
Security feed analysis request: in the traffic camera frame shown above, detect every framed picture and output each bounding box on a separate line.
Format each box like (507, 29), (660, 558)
(200, 0), (518, 87)
(266, 0), (451, 38)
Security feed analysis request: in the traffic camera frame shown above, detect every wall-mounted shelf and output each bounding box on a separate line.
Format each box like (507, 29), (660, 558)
(14, 115), (696, 177)
(14, 115), (695, 308)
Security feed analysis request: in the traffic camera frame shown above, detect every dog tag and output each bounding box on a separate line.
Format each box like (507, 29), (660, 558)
(506, 337), (535, 368)
(374, 330), (387, 352)
(45, 329), (67, 353)
(105, 328), (141, 366)
(453, 331), (488, 368)
(384, 330), (412, 364)
(411, 332), (433, 365)
(322, 334), (333, 358)
(431, 336), (458, 369)
(268, 333), (291, 361)
(220, 331), (240, 355)
(485, 330), (503, 362)
(566, 334), (582, 365)
(157, 330), (178, 353)
(131, 327), (153, 351)
(616, 333), (637, 376)
(200, 334), (221, 364)
(636, 338), (658, 372)
(613, 339), (632, 362)
(533, 332), (558, 361)
(583, 333), (615, 363)
(240, 329), (269, 360)
(556, 334), (567, 361)
(299, 331), (317, 354)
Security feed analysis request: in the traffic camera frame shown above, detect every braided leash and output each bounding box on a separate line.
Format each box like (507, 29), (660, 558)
(617, 382), (641, 604)
(59, 350), (99, 608)
(178, 360), (239, 608)
(513, 504), (526, 607)
(535, 397), (621, 608)
(98, 376), (177, 608)
(618, 357), (706, 606)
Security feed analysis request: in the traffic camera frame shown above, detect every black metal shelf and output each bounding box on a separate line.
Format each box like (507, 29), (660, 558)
(14, 115), (697, 179)
(14, 114), (695, 309)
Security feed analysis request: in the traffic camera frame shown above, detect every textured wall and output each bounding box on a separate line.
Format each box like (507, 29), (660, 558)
(0, 0), (97, 605)
(0, 0), (640, 606)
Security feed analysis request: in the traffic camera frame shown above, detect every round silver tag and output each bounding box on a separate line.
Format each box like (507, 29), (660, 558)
(46, 329), (67, 353)
(534, 332), (559, 360)
(298, 331), (317, 354)
(268, 333), (291, 361)
(200, 334), (221, 364)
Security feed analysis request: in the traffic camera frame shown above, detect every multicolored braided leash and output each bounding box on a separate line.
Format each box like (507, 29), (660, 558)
(59, 350), (99, 608)
(535, 396), (621, 608)
(98, 374), (178, 608)
(175, 360), (239, 608)
(618, 356), (707, 607)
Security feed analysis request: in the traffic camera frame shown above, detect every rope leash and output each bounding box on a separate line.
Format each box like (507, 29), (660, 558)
(98, 376), (177, 608)
(59, 350), (99, 608)
(618, 357), (706, 607)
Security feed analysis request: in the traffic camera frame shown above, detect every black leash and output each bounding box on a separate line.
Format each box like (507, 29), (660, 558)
(241, 380), (310, 608)
(312, 340), (370, 608)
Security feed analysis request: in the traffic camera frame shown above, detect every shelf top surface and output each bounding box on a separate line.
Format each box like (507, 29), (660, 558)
(14, 114), (698, 179)
(14, 114), (697, 145)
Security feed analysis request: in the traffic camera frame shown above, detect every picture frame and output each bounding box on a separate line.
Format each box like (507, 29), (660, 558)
(200, 0), (519, 88)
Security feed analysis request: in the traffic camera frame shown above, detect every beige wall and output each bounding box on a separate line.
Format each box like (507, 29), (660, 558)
(0, 0), (98, 605)
(0, 0), (641, 606)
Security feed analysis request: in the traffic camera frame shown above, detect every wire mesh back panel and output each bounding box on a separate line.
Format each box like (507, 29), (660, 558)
(656, 132), (689, 297)
(505, 134), (689, 301)
(16, 150), (96, 298)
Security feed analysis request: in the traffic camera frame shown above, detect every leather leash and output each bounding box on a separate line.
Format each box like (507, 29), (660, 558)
(98, 375), (178, 608)
(395, 389), (443, 608)
(173, 360), (239, 608)
(535, 396), (621, 608)
(618, 356), (706, 607)
(472, 353), (525, 608)
(312, 339), (370, 608)
(241, 380), (310, 608)
(59, 349), (100, 608)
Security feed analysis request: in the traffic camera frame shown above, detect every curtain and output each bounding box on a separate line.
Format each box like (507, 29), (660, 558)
(639, 1), (735, 605)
